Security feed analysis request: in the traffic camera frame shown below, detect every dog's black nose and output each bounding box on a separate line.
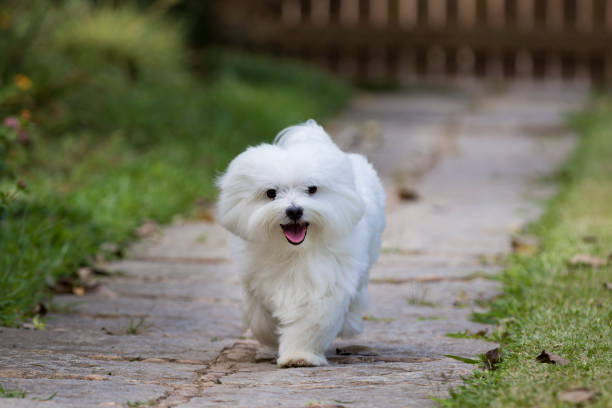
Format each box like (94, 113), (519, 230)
(285, 206), (303, 221)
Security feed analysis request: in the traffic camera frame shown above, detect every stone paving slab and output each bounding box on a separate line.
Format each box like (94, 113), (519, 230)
(184, 359), (474, 408)
(0, 85), (585, 407)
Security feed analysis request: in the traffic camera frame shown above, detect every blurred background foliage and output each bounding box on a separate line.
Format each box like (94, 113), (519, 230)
(0, 0), (350, 325)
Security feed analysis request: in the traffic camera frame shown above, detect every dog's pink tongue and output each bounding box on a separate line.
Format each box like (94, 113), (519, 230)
(283, 224), (307, 244)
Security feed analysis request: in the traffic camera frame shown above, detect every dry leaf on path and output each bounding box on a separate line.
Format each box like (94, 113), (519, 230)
(558, 388), (597, 404)
(511, 235), (541, 255)
(483, 348), (502, 370)
(72, 287), (85, 296)
(49, 277), (99, 295)
(535, 350), (569, 366)
(568, 254), (608, 268)
(397, 187), (420, 202)
(194, 209), (216, 222)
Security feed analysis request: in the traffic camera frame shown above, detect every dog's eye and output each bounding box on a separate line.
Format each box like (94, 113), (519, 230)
(266, 189), (277, 200)
(307, 186), (317, 195)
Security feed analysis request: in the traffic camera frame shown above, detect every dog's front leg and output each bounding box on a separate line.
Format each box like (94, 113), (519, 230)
(276, 296), (346, 368)
(247, 298), (279, 349)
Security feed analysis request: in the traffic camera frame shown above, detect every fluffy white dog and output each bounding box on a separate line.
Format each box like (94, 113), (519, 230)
(216, 120), (385, 367)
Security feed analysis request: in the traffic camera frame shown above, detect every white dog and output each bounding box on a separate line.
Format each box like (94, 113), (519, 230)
(216, 120), (385, 367)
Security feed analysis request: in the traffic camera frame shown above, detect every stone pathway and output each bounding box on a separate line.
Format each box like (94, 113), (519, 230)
(0, 85), (584, 407)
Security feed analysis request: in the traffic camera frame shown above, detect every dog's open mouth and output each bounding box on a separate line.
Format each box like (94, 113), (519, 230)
(281, 222), (309, 245)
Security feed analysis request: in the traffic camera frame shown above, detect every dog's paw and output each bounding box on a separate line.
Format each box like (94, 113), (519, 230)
(277, 352), (328, 368)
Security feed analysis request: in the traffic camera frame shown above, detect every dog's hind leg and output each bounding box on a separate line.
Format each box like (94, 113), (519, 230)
(339, 287), (369, 338)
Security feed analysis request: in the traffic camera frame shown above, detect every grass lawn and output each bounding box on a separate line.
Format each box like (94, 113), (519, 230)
(443, 100), (612, 407)
(0, 50), (350, 326)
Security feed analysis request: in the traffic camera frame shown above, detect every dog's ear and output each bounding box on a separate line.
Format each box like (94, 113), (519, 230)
(216, 145), (279, 240)
(337, 184), (366, 228)
(216, 171), (250, 239)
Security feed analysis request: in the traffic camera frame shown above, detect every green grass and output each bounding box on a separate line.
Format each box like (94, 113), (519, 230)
(362, 315), (396, 323)
(0, 384), (27, 398)
(0, 47), (350, 325)
(443, 100), (612, 407)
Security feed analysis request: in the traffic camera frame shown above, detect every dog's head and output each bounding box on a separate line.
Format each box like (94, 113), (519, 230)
(216, 121), (365, 247)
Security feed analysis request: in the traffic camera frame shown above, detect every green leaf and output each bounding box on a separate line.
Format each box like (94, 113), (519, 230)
(444, 354), (480, 364)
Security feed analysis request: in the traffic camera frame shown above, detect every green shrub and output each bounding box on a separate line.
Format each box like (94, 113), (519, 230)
(1, 0), (189, 135)
(53, 3), (186, 81)
(0, 1), (351, 326)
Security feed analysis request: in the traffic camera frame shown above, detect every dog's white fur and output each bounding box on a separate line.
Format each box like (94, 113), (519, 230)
(216, 120), (385, 367)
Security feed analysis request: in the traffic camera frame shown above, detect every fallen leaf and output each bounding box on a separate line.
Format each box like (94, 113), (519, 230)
(49, 274), (99, 295)
(535, 350), (569, 366)
(511, 235), (541, 255)
(73, 287), (86, 296)
(483, 348), (502, 370)
(568, 254), (608, 268)
(397, 187), (420, 202)
(336, 345), (380, 356)
(194, 209), (215, 222)
(558, 388), (597, 404)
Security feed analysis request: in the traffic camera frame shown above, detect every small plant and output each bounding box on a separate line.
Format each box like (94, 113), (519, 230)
(405, 288), (439, 307)
(101, 316), (153, 335)
(0, 384), (27, 398)
(417, 315), (442, 321)
(125, 317), (151, 335)
(32, 392), (57, 401)
(362, 315), (395, 323)
(47, 301), (83, 315)
(445, 329), (488, 340)
(31, 315), (46, 330)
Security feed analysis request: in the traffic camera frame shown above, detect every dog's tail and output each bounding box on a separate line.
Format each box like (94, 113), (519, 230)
(273, 119), (334, 148)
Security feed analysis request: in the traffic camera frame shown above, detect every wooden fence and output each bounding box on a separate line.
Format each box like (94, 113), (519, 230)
(212, 0), (612, 84)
